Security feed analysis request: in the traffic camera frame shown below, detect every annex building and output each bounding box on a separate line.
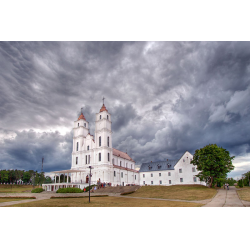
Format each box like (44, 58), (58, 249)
(43, 102), (205, 191)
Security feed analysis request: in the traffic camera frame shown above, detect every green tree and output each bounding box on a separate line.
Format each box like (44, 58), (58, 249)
(191, 144), (235, 188)
(44, 176), (52, 183)
(22, 171), (31, 183)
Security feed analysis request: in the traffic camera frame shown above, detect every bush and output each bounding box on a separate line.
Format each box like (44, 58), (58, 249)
(121, 191), (135, 195)
(238, 179), (243, 188)
(84, 185), (96, 192)
(56, 187), (83, 193)
(31, 188), (44, 193)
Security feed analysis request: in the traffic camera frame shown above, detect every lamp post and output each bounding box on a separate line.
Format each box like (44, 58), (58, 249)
(88, 166), (94, 203)
(33, 172), (36, 189)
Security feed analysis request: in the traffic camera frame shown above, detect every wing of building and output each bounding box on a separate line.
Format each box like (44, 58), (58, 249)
(139, 151), (206, 186)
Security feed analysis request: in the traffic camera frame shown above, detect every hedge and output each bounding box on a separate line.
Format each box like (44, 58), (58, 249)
(120, 191), (135, 195)
(56, 187), (83, 193)
(31, 188), (45, 193)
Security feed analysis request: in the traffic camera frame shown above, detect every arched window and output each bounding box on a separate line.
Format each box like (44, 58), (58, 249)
(78, 123), (79, 127)
(87, 145), (89, 150)
(76, 142), (79, 151)
(120, 161), (122, 167)
(99, 153), (101, 161)
(108, 153), (110, 161)
(99, 136), (101, 147)
(107, 136), (109, 147)
(107, 115), (109, 120)
(88, 155), (90, 164)
(76, 157), (78, 165)
(100, 115), (101, 120)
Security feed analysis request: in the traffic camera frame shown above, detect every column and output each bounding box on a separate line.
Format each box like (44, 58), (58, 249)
(55, 174), (56, 183)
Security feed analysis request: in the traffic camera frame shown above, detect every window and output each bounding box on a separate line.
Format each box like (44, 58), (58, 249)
(84, 123), (86, 127)
(100, 115), (101, 120)
(151, 181), (153, 185)
(107, 136), (109, 147)
(193, 177), (197, 182)
(180, 178), (183, 182)
(121, 172), (123, 178)
(151, 173), (153, 177)
(87, 145), (89, 150)
(183, 159), (185, 162)
(179, 169), (182, 173)
(135, 175), (136, 180)
(169, 180), (171, 184)
(108, 153), (110, 161)
(192, 167), (196, 172)
(143, 181), (145, 185)
(99, 153), (101, 161)
(114, 171), (116, 177)
(86, 155), (87, 164)
(159, 180), (162, 184)
(143, 174), (145, 178)
(88, 155), (90, 164)
(159, 173), (161, 177)
(131, 164), (133, 169)
(76, 142), (78, 151)
(76, 157), (78, 165)
(112, 158), (114, 164)
(126, 163), (128, 168)
(78, 123), (79, 127)
(99, 136), (101, 147)
(168, 172), (171, 176)
(120, 161), (122, 167)
(107, 115), (109, 120)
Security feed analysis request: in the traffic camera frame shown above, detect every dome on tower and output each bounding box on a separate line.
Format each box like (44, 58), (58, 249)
(100, 104), (108, 112)
(78, 113), (86, 121)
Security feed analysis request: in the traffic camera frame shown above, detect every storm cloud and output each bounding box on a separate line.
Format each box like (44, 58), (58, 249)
(0, 41), (250, 178)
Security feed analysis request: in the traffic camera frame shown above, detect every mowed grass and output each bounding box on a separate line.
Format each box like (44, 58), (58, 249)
(0, 185), (40, 193)
(127, 185), (217, 201)
(237, 187), (250, 201)
(8, 196), (202, 207)
(0, 197), (35, 203)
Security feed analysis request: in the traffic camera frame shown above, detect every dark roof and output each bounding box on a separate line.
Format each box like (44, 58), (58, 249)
(139, 160), (178, 172)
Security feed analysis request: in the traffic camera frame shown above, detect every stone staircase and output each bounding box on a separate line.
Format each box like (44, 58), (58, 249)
(93, 185), (140, 194)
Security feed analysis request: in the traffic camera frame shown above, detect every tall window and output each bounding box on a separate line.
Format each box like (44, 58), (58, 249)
(76, 157), (78, 165)
(131, 164), (133, 169)
(143, 181), (145, 185)
(151, 173), (153, 177)
(99, 136), (101, 147)
(168, 172), (171, 176)
(143, 174), (145, 178)
(126, 163), (128, 168)
(169, 180), (171, 184)
(192, 167), (196, 172)
(135, 175), (136, 180)
(151, 181), (153, 185)
(84, 123), (86, 127)
(114, 171), (116, 177)
(78, 123), (79, 127)
(159, 180), (162, 184)
(121, 172), (123, 178)
(193, 177), (197, 182)
(108, 153), (110, 161)
(88, 155), (90, 164)
(107, 115), (109, 120)
(120, 161), (122, 166)
(180, 178), (183, 182)
(159, 173), (161, 177)
(99, 153), (101, 161)
(87, 145), (89, 150)
(86, 155), (87, 164)
(112, 158), (114, 164)
(100, 115), (101, 120)
(76, 142), (78, 151)
(107, 136), (109, 147)
(179, 169), (182, 173)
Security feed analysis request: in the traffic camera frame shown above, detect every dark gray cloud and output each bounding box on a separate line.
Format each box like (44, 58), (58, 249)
(0, 41), (250, 177)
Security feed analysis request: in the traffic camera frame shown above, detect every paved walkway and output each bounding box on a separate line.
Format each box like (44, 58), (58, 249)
(203, 186), (245, 207)
(0, 186), (248, 207)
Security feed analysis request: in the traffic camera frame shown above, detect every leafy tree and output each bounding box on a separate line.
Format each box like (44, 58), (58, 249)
(191, 144), (235, 188)
(22, 171), (31, 183)
(44, 176), (52, 183)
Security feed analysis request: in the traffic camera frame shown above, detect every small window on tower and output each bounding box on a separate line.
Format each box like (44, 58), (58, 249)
(76, 142), (78, 151)
(87, 145), (89, 150)
(120, 161), (122, 167)
(112, 158), (114, 164)
(88, 155), (90, 164)
(121, 172), (123, 178)
(99, 136), (101, 147)
(86, 155), (87, 164)
(108, 153), (110, 161)
(78, 123), (79, 127)
(84, 123), (86, 127)
(135, 175), (136, 180)
(107, 115), (109, 120)
(76, 157), (78, 165)
(114, 171), (116, 177)
(107, 136), (109, 147)
(126, 163), (128, 168)
(99, 153), (101, 161)
(100, 115), (101, 120)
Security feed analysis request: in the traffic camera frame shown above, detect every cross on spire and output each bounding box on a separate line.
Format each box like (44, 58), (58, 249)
(102, 97), (105, 104)
(81, 107), (83, 114)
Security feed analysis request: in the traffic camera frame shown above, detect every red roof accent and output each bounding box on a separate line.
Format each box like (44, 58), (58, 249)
(100, 104), (108, 112)
(113, 148), (135, 162)
(78, 113), (86, 121)
(113, 164), (139, 173)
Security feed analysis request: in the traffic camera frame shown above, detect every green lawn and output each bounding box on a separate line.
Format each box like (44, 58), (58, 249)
(0, 184), (40, 193)
(127, 185), (217, 201)
(7, 196), (202, 207)
(236, 186), (250, 201)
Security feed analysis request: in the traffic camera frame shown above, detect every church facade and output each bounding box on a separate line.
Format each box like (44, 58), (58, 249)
(70, 103), (139, 186)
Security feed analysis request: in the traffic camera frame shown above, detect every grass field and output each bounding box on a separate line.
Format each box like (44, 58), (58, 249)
(0, 184), (40, 193)
(127, 185), (217, 200)
(236, 186), (250, 201)
(7, 196), (202, 207)
(0, 197), (35, 203)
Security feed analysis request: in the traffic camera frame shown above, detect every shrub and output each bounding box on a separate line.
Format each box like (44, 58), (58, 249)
(121, 191), (135, 195)
(84, 185), (96, 192)
(238, 179), (243, 188)
(31, 188), (44, 193)
(56, 187), (83, 193)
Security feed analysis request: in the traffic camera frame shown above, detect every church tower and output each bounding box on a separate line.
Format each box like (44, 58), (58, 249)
(72, 109), (89, 168)
(94, 99), (113, 168)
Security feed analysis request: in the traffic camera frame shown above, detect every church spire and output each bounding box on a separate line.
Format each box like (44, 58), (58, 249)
(78, 107), (86, 120)
(100, 97), (108, 112)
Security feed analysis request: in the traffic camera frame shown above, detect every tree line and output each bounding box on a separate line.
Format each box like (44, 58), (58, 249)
(0, 169), (53, 185)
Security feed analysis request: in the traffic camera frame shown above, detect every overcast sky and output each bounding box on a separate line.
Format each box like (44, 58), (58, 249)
(0, 41), (249, 179)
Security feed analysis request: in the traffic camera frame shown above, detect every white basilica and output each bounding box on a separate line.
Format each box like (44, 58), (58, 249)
(43, 102), (205, 192)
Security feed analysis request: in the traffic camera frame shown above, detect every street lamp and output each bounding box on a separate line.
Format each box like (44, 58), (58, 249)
(88, 166), (94, 203)
(33, 172), (36, 189)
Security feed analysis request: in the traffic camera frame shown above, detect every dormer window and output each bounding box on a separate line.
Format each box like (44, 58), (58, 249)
(100, 115), (101, 120)
(157, 164), (161, 169)
(148, 166), (152, 170)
